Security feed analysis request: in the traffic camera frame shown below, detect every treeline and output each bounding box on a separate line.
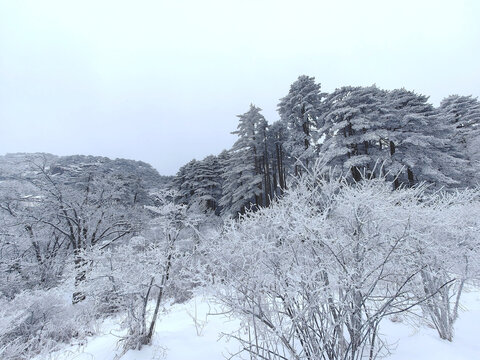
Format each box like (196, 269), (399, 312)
(173, 75), (480, 216)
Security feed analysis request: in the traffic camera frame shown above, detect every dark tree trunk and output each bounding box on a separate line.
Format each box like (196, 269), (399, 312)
(263, 153), (272, 207)
(407, 167), (415, 187)
(271, 159), (278, 197)
(276, 143), (286, 194)
(142, 236), (174, 345)
(351, 166), (362, 182)
(389, 141), (400, 189)
(73, 248), (86, 304)
(389, 141), (396, 156)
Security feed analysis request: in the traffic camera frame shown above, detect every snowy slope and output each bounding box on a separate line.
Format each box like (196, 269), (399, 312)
(37, 296), (241, 360)
(384, 288), (480, 360)
(37, 288), (480, 360)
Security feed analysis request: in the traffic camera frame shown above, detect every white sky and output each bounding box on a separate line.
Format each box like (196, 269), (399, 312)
(1, 0), (479, 175)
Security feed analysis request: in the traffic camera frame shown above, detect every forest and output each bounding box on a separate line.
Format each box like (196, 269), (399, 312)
(1, 76), (479, 360)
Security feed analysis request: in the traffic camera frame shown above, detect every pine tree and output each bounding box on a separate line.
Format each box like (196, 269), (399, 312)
(172, 155), (224, 213)
(193, 155), (223, 212)
(278, 75), (324, 175)
(220, 105), (268, 217)
(172, 159), (198, 206)
(319, 85), (389, 181)
(439, 95), (480, 187)
(319, 86), (464, 189)
(384, 89), (464, 189)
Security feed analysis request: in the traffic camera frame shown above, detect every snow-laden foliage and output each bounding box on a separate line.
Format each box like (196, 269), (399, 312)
(0, 287), (95, 360)
(172, 77), (479, 215)
(81, 190), (208, 352)
(383, 89), (464, 188)
(407, 188), (480, 340)
(278, 75), (325, 175)
(438, 95), (480, 188)
(319, 87), (464, 189)
(220, 105), (270, 217)
(319, 86), (390, 181)
(208, 166), (480, 360)
(0, 156), (147, 302)
(172, 154), (223, 213)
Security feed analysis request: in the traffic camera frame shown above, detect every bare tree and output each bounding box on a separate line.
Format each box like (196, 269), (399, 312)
(20, 157), (139, 303)
(409, 188), (480, 341)
(85, 190), (199, 353)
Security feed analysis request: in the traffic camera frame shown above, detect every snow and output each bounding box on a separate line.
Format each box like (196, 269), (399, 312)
(384, 287), (480, 360)
(37, 295), (241, 360)
(36, 288), (480, 360)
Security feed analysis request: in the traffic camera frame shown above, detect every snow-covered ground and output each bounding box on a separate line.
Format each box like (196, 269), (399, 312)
(37, 288), (480, 360)
(384, 287), (480, 360)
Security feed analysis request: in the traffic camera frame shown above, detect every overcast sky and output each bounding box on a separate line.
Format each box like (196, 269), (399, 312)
(1, 0), (479, 175)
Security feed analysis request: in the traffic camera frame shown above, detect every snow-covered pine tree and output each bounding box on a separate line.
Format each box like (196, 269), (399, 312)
(171, 159), (198, 206)
(278, 75), (324, 175)
(172, 155), (223, 213)
(384, 89), (464, 189)
(192, 155), (223, 213)
(438, 95), (480, 187)
(220, 105), (269, 217)
(319, 85), (389, 181)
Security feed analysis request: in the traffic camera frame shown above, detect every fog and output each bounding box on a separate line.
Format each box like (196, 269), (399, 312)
(1, 0), (479, 174)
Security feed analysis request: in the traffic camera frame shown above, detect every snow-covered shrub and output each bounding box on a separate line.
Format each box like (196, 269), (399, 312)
(0, 289), (94, 360)
(83, 236), (172, 351)
(209, 166), (480, 359)
(83, 192), (204, 352)
(0, 199), (69, 299)
(408, 188), (480, 341)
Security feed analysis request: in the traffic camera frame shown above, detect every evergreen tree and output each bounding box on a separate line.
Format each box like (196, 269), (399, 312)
(193, 155), (223, 212)
(319, 86), (464, 189)
(172, 159), (198, 206)
(439, 95), (480, 187)
(172, 156), (223, 213)
(384, 89), (463, 189)
(319, 85), (389, 181)
(220, 105), (269, 217)
(278, 75), (324, 175)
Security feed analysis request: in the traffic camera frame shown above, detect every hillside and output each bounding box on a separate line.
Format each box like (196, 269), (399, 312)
(0, 152), (173, 191)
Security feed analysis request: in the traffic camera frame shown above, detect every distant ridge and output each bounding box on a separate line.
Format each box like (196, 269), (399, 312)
(0, 152), (173, 189)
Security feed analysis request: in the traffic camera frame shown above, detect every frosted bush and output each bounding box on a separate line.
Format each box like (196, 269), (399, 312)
(0, 290), (94, 360)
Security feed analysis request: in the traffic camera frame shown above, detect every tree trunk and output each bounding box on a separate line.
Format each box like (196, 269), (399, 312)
(351, 166), (362, 182)
(73, 248), (87, 304)
(276, 144), (286, 194)
(263, 151), (272, 207)
(407, 167), (415, 187)
(142, 237), (174, 345)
